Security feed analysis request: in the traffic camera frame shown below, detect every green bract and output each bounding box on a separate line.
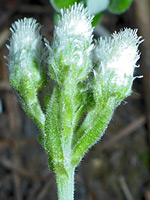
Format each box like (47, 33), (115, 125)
(7, 3), (142, 200)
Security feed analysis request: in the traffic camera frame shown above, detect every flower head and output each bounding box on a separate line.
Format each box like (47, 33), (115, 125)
(56, 3), (93, 43)
(48, 3), (94, 85)
(9, 18), (43, 65)
(94, 28), (142, 87)
(8, 18), (46, 91)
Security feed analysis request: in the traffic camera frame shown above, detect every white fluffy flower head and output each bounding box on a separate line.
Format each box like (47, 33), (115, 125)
(95, 28), (142, 86)
(49, 3), (94, 84)
(8, 18), (46, 89)
(9, 18), (43, 61)
(55, 3), (93, 43)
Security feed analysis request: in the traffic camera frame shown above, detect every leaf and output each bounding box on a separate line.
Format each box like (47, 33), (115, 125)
(18, 74), (45, 132)
(50, 0), (80, 12)
(71, 97), (116, 167)
(87, 0), (110, 15)
(92, 12), (103, 27)
(45, 87), (68, 176)
(108, 0), (133, 14)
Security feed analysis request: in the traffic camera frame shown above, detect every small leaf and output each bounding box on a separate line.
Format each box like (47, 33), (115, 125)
(50, 0), (80, 12)
(87, 0), (110, 15)
(108, 0), (133, 14)
(92, 12), (103, 27)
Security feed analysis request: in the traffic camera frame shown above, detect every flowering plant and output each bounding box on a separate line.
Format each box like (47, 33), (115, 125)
(7, 3), (142, 200)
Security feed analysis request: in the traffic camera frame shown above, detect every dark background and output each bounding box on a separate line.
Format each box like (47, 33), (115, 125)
(0, 0), (150, 199)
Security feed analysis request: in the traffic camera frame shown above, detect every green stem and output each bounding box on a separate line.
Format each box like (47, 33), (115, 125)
(56, 168), (75, 200)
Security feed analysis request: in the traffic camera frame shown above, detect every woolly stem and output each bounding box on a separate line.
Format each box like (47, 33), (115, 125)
(56, 168), (75, 200)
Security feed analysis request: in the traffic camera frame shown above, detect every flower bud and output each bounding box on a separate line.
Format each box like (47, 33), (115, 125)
(93, 28), (142, 101)
(8, 18), (46, 92)
(47, 3), (94, 85)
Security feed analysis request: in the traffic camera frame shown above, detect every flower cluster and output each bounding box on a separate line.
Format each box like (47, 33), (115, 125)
(7, 4), (142, 200)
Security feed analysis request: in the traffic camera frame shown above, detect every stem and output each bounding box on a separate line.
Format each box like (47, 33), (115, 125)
(56, 168), (75, 200)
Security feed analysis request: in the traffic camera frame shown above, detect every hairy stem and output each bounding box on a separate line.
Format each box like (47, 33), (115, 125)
(56, 168), (75, 200)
